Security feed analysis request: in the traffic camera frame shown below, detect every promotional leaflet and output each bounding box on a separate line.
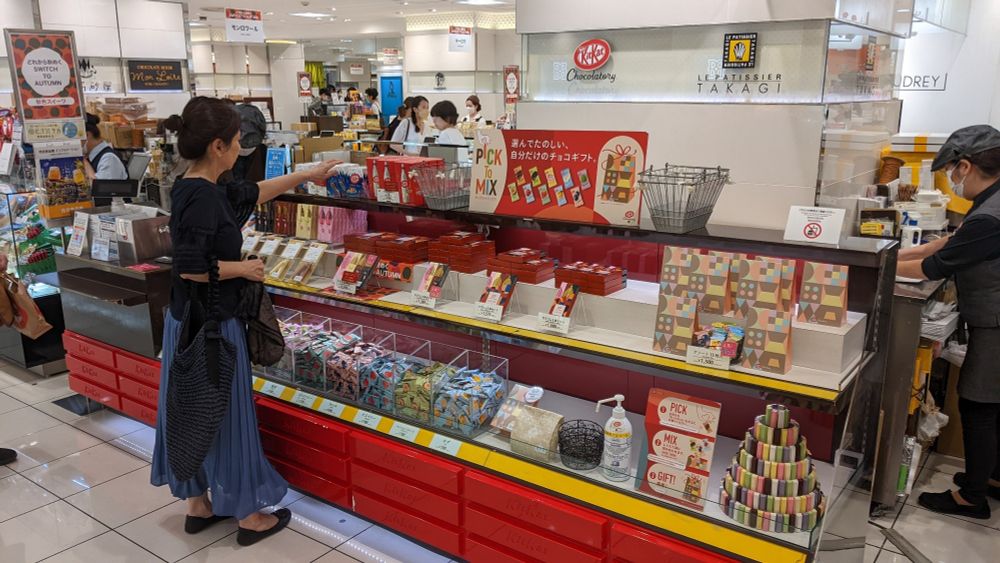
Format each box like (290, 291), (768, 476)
(297, 72), (312, 100)
(4, 30), (86, 143)
(264, 147), (287, 179)
(34, 140), (92, 218)
(470, 129), (648, 227)
(638, 388), (721, 511)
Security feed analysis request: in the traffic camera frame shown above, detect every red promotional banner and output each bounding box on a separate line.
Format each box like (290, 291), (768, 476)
(470, 129), (648, 227)
(4, 29), (85, 143)
(503, 65), (520, 105)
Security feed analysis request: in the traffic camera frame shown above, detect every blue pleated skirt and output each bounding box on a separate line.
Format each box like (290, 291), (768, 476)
(150, 312), (288, 520)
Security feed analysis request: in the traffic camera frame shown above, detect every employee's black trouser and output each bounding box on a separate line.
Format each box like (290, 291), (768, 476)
(959, 398), (1000, 505)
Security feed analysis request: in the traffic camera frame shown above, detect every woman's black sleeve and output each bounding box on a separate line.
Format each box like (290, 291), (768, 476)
(173, 196), (219, 275)
(225, 180), (261, 228)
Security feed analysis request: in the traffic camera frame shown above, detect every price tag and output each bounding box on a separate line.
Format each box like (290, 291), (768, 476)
(260, 381), (283, 397)
(291, 390), (317, 408)
(475, 302), (504, 323)
(307, 182), (327, 196)
(353, 410), (383, 430)
(91, 237), (110, 261)
(281, 240), (305, 260)
(259, 239), (280, 256)
(429, 434), (463, 456)
(241, 235), (259, 254)
(334, 279), (357, 295)
(389, 421), (420, 442)
(302, 245), (325, 264)
(317, 399), (346, 418)
(67, 215), (87, 257)
(412, 290), (436, 309)
(685, 346), (732, 370)
(537, 313), (571, 335)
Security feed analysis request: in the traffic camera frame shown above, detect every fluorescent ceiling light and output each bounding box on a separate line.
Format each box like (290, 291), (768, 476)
(266, 39), (298, 44)
(290, 12), (329, 18)
(188, 21), (206, 27)
(457, 0), (506, 5)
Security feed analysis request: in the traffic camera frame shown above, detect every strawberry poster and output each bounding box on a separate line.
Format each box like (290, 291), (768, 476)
(470, 129), (648, 227)
(4, 30), (85, 143)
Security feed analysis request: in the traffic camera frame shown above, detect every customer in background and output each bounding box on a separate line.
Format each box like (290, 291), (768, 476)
(460, 95), (485, 125)
(897, 124), (1000, 520)
(231, 103), (267, 184)
(152, 96), (340, 546)
(390, 96), (428, 155)
(365, 87), (381, 118)
(431, 100), (468, 147)
(83, 113), (127, 181)
(308, 88), (332, 116)
(346, 87), (361, 103)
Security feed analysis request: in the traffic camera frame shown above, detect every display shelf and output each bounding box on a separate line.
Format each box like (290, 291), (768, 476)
(250, 374), (820, 562)
(266, 280), (856, 408)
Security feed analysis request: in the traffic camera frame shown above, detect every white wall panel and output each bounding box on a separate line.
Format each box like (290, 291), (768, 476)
(117, 0), (185, 59)
(0, 0), (38, 56)
(269, 43), (306, 130)
(214, 45), (241, 75)
(39, 0), (121, 57)
(191, 44), (214, 74)
(404, 33), (477, 72)
(247, 46), (269, 75)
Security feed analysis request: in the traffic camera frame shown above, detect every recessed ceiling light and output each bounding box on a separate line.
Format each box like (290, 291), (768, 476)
(403, 1), (409, 5)
(430, 8), (437, 12)
(289, 12), (329, 18)
(331, 6), (337, 11)
(341, 39), (353, 43)
(344, 18), (352, 22)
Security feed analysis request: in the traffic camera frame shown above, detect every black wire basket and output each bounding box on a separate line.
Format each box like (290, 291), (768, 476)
(558, 420), (604, 471)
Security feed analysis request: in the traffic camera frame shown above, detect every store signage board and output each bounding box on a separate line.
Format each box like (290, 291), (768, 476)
(503, 65), (520, 104)
(225, 8), (265, 43)
(783, 205), (846, 246)
(639, 388), (721, 511)
(126, 60), (183, 92)
(264, 147), (285, 179)
(470, 129), (648, 227)
(297, 72), (312, 99)
(382, 48), (400, 66)
(4, 29), (85, 143)
(349, 64), (364, 76)
(448, 26), (473, 53)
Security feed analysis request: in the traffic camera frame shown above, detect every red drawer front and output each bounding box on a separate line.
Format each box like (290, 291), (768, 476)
(353, 489), (462, 556)
(117, 376), (159, 408)
(351, 433), (462, 496)
(255, 397), (349, 453)
(121, 397), (157, 427)
(352, 462), (460, 527)
(259, 428), (348, 483)
(63, 332), (115, 369)
(467, 506), (604, 563)
(610, 522), (733, 563)
(464, 537), (533, 563)
(116, 351), (160, 388)
(66, 355), (118, 391)
(267, 455), (350, 508)
(69, 374), (120, 411)
(466, 471), (607, 550)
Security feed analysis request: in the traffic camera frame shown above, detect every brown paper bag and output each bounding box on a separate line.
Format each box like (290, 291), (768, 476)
(2, 273), (52, 339)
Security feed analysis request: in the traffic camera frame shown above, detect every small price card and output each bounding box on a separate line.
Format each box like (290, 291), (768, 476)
(353, 410), (383, 430)
(334, 279), (357, 295)
(475, 302), (504, 323)
(241, 235), (260, 255)
(91, 237), (111, 261)
(317, 399), (346, 418)
(259, 238), (281, 256)
(412, 290), (436, 309)
(685, 346), (732, 370)
(291, 390), (317, 408)
(389, 421), (420, 442)
(537, 313), (570, 335)
(281, 240), (305, 260)
(260, 381), (283, 397)
(302, 244), (326, 264)
(429, 434), (462, 456)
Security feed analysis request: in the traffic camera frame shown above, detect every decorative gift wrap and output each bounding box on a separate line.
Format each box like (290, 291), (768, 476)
(702, 251), (735, 314)
(728, 252), (751, 307)
(653, 295), (699, 355)
(719, 487), (825, 533)
(740, 307), (793, 375)
(753, 414), (800, 446)
(491, 383), (543, 434)
(358, 356), (413, 412)
(659, 246), (695, 298)
(730, 464), (818, 497)
(735, 448), (812, 480)
(510, 405), (564, 462)
(744, 433), (809, 463)
(431, 368), (507, 436)
(797, 261), (849, 327)
(600, 145), (639, 203)
(734, 258), (783, 319)
(723, 473), (824, 515)
(394, 362), (456, 423)
(325, 342), (390, 400)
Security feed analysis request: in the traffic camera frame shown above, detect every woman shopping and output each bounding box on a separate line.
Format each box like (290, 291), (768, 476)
(390, 95), (429, 155)
(151, 96), (339, 546)
(460, 95), (485, 125)
(431, 100), (469, 147)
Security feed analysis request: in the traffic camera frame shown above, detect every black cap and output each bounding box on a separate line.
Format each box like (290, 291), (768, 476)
(931, 125), (1000, 171)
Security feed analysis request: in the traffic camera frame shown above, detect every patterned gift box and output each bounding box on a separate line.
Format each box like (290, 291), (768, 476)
(780, 259), (798, 312)
(700, 251), (734, 314)
(600, 146), (639, 203)
(653, 295), (699, 355)
(741, 307), (793, 374)
(797, 261), (849, 327)
(659, 246), (695, 298)
(734, 258), (783, 320)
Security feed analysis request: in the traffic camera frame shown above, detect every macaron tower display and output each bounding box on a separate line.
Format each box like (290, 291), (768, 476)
(720, 404), (826, 533)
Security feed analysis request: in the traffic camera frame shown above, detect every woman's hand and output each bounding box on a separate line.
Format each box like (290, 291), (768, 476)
(301, 159), (342, 187)
(241, 258), (265, 282)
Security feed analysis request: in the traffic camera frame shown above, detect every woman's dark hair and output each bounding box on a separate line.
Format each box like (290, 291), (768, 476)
(85, 113), (101, 138)
(411, 96), (429, 133)
(465, 95), (481, 112)
(968, 148), (1000, 177)
(431, 100), (459, 127)
(365, 87), (378, 101)
(163, 96), (241, 161)
(397, 97), (414, 119)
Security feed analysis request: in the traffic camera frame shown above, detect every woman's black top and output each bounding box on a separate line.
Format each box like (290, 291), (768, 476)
(169, 177), (259, 321)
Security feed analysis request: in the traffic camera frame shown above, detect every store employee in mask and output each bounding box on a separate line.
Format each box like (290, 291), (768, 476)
(83, 113), (128, 181)
(897, 124), (1000, 520)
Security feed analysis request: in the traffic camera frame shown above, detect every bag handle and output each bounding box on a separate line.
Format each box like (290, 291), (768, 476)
(204, 258), (223, 387)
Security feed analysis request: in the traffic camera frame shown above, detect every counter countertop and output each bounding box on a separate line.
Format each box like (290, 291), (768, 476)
(894, 278), (947, 304)
(55, 252), (171, 281)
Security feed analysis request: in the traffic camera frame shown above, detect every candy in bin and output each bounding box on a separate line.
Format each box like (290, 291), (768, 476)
(325, 342), (388, 401)
(431, 369), (506, 436)
(394, 363), (456, 424)
(359, 356), (413, 412)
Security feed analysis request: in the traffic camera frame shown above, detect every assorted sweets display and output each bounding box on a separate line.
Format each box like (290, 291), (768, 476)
(720, 404), (826, 533)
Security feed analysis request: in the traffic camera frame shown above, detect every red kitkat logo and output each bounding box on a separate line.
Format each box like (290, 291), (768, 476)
(574, 39), (611, 71)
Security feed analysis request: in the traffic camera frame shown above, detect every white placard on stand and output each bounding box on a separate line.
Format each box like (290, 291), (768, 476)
(475, 302), (505, 323)
(783, 206), (846, 245)
(537, 313), (571, 335)
(412, 290), (437, 309)
(685, 346), (732, 370)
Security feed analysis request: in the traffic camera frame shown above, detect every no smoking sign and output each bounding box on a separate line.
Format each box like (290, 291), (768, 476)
(803, 222), (822, 239)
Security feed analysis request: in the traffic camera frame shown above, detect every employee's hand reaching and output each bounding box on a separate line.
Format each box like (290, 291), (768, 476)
(241, 258), (265, 282)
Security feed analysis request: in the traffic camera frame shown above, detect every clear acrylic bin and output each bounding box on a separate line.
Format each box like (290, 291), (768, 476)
(431, 350), (508, 437)
(291, 317), (362, 392)
(393, 342), (464, 426)
(324, 326), (395, 402)
(264, 307), (304, 381)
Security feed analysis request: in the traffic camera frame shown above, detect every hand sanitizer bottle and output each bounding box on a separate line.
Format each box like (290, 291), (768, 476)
(596, 394), (632, 482)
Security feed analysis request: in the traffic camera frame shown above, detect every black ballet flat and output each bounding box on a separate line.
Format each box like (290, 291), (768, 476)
(184, 514), (230, 534)
(237, 508), (292, 546)
(0, 448), (17, 466)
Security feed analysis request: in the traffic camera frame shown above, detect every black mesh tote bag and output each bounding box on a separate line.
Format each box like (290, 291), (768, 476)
(165, 260), (237, 481)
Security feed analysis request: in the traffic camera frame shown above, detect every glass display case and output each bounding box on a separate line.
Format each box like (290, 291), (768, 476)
(0, 189), (66, 279)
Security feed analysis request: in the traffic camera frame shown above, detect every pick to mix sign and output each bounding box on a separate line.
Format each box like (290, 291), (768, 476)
(4, 29), (85, 143)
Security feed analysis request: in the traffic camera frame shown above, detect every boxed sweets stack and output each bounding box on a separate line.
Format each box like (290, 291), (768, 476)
(428, 231), (495, 273)
(720, 404), (826, 533)
(367, 156), (445, 206)
(345, 232), (397, 255)
(487, 248), (557, 284)
(375, 235), (431, 264)
(555, 262), (627, 296)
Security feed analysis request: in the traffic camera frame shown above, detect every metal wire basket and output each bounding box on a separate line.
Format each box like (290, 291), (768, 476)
(637, 164), (730, 233)
(411, 163), (472, 210)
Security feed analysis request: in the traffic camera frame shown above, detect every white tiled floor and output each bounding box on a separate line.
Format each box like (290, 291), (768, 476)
(0, 362), (459, 563)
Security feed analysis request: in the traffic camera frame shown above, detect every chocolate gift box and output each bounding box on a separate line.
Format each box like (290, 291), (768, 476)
(660, 246), (695, 299)
(375, 235), (431, 263)
(734, 257), (784, 320)
(797, 261), (849, 327)
(488, 253), (556, 285)
(653, 295), (699, 355)
(740, 307), (793, 375)
(555, 262), (627, 296)
(345, 232), (396, 254)
(678, 251), (734, 314)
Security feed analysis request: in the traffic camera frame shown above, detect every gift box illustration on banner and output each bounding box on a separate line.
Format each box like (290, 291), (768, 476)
(600, 144), (639, 203)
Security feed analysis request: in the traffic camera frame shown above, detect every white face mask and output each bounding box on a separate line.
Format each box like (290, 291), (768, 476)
(948, 165), (967, 198)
